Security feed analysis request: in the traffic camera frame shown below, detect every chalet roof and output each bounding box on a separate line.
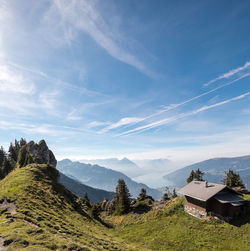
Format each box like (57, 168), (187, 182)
(214, 193), (244, 204)
(178, 181), (227, 201)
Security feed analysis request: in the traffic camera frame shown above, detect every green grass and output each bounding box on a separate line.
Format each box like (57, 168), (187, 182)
(105, 197), (250, 251)
(1, 164), (250, 250)
(0, 164), (130, 250)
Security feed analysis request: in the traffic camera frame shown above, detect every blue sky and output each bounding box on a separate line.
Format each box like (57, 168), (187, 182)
(0, 0), (250, 164)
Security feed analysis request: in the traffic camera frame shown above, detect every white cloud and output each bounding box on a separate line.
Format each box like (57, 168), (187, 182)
(0, 1), (12, 58)
(66, 109), (83, 121)
(118, 71), (250, 129)
(204, 61), (250, 86)
(119, 92), (250, 136)
(0, 120), (80, 137)
(43, 0), (154, 77)
(0, 64), (35, 94)
(101, 117), (144, 133)
(87, 121), (111, 128)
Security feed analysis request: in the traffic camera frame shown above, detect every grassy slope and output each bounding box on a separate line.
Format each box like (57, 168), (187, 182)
(1, 164), (249, 251)
(0, 164), (130, 250)
(105, 197), (250, 251)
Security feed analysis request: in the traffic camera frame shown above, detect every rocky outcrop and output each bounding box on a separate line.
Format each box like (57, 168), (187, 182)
(100, 198), (116, 215)
(26, 140), (57, 167)
(17, 140), (57, 168)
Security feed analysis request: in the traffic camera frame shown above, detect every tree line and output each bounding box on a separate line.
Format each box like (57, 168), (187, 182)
(186, 168), (245, 188)
(0, 138), (27, 180)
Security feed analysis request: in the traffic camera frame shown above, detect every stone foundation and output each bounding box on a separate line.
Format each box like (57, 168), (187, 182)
(184, 204), (207, 219)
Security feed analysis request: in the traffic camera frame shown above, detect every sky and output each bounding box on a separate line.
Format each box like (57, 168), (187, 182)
(1, 0), (250, 167)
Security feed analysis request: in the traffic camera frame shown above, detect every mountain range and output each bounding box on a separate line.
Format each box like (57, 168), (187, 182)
(164, 155), (250, 190)
(79, 157), (144, 178)
(59, 172), (115, 203)
(57, 159), (162, 200)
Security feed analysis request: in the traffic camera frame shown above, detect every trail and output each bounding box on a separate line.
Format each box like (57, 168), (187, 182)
(0, 199), (17, 215)
(0, 237), (6, 251)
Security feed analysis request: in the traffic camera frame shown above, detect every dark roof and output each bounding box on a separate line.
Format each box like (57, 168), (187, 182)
(178, 181), (226, 201)
(214, 193), (244, 204)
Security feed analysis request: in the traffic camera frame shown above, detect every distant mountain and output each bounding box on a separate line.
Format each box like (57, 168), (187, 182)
(134, 159), (172, 172)
(59, 172), (115, 203)
(57, 159), (162, 200)
(79, 157), (143, 178)
(163, 155), (250, 190)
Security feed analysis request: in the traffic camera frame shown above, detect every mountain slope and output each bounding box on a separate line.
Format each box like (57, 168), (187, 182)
(164, 155), (250, 189)
(80, 157), (143, 178)
(57, 159), (162, 200)
(105, 197), (250, 251)
(59, 172), (115, 203)
(0, 164), (128, 250)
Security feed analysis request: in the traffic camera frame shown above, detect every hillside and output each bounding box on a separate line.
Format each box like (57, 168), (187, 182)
(59, 172), (115, 203)
(0, 164), (129, 250)
(164, 155), (250, 189)
(103, 197), (250, 251)
(57, 159), (162, 200)
(0, 162), (249, 250)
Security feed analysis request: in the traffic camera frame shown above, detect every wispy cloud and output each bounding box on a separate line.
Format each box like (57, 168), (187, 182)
(0, 1), (12, 57)
(113, 71), (250, 129)
(43, 0), (154, 77)
(0, 64), (35, 94)
(0, 120), (84, 137)
(119, 92), (250, 136)
(100, 117), (144, 133)
(204, 61), (250, 86)
(87, 121), (111, 128)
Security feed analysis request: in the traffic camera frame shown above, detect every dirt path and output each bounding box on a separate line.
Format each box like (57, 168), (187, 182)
(0, 237), (6, 251)
(0, 199), (17, 215)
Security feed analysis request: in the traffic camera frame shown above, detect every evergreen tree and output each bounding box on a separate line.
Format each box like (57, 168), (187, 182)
(0, 139), (28, 180)
(137, 188), (147, 201)
(222, 169), (245, 188)
(162, 186), (172, 201)
(187, 170), (195, 183)
(90, 204), (100, 219)
(84, 192), (91, 207)
(84, 192), (89, 201)
(8, 142), (18, 162)
(0, 146), (5, 166)
(195, 168), (204, 181)
(172, 188), (178, 198)
(17, 145), (33, 168)
(187, 168), (204, 183)
(113, 179), (131, 215)
(19, 138), (27, 147)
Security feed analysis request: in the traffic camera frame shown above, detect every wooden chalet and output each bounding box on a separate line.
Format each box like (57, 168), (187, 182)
(178, 181), (246, 220)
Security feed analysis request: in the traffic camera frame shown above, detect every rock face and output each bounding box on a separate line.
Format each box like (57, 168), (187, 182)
(23, 140), (57, 168)
(100, 198), (116, 215)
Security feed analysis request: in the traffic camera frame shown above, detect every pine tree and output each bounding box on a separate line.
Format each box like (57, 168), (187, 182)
(222, 169), (245, 188)
(17, 145), (33, 168)
(138, 188), (147, 201)
(187, 170), (195, 183)
(0, 139), (28, 180)
(0, 146), (5, 166)
(19, 138), (27, 147)
(90, 204), (100, 219)
(195, 168), (204, 181)
(162, 186), (172, 201)
(84, 192), (89, 201)
(172, 188), (178, 198)
(8, 142), (17, 162)
(187, 169), (204, 183)
(113, 179), (131, 215)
